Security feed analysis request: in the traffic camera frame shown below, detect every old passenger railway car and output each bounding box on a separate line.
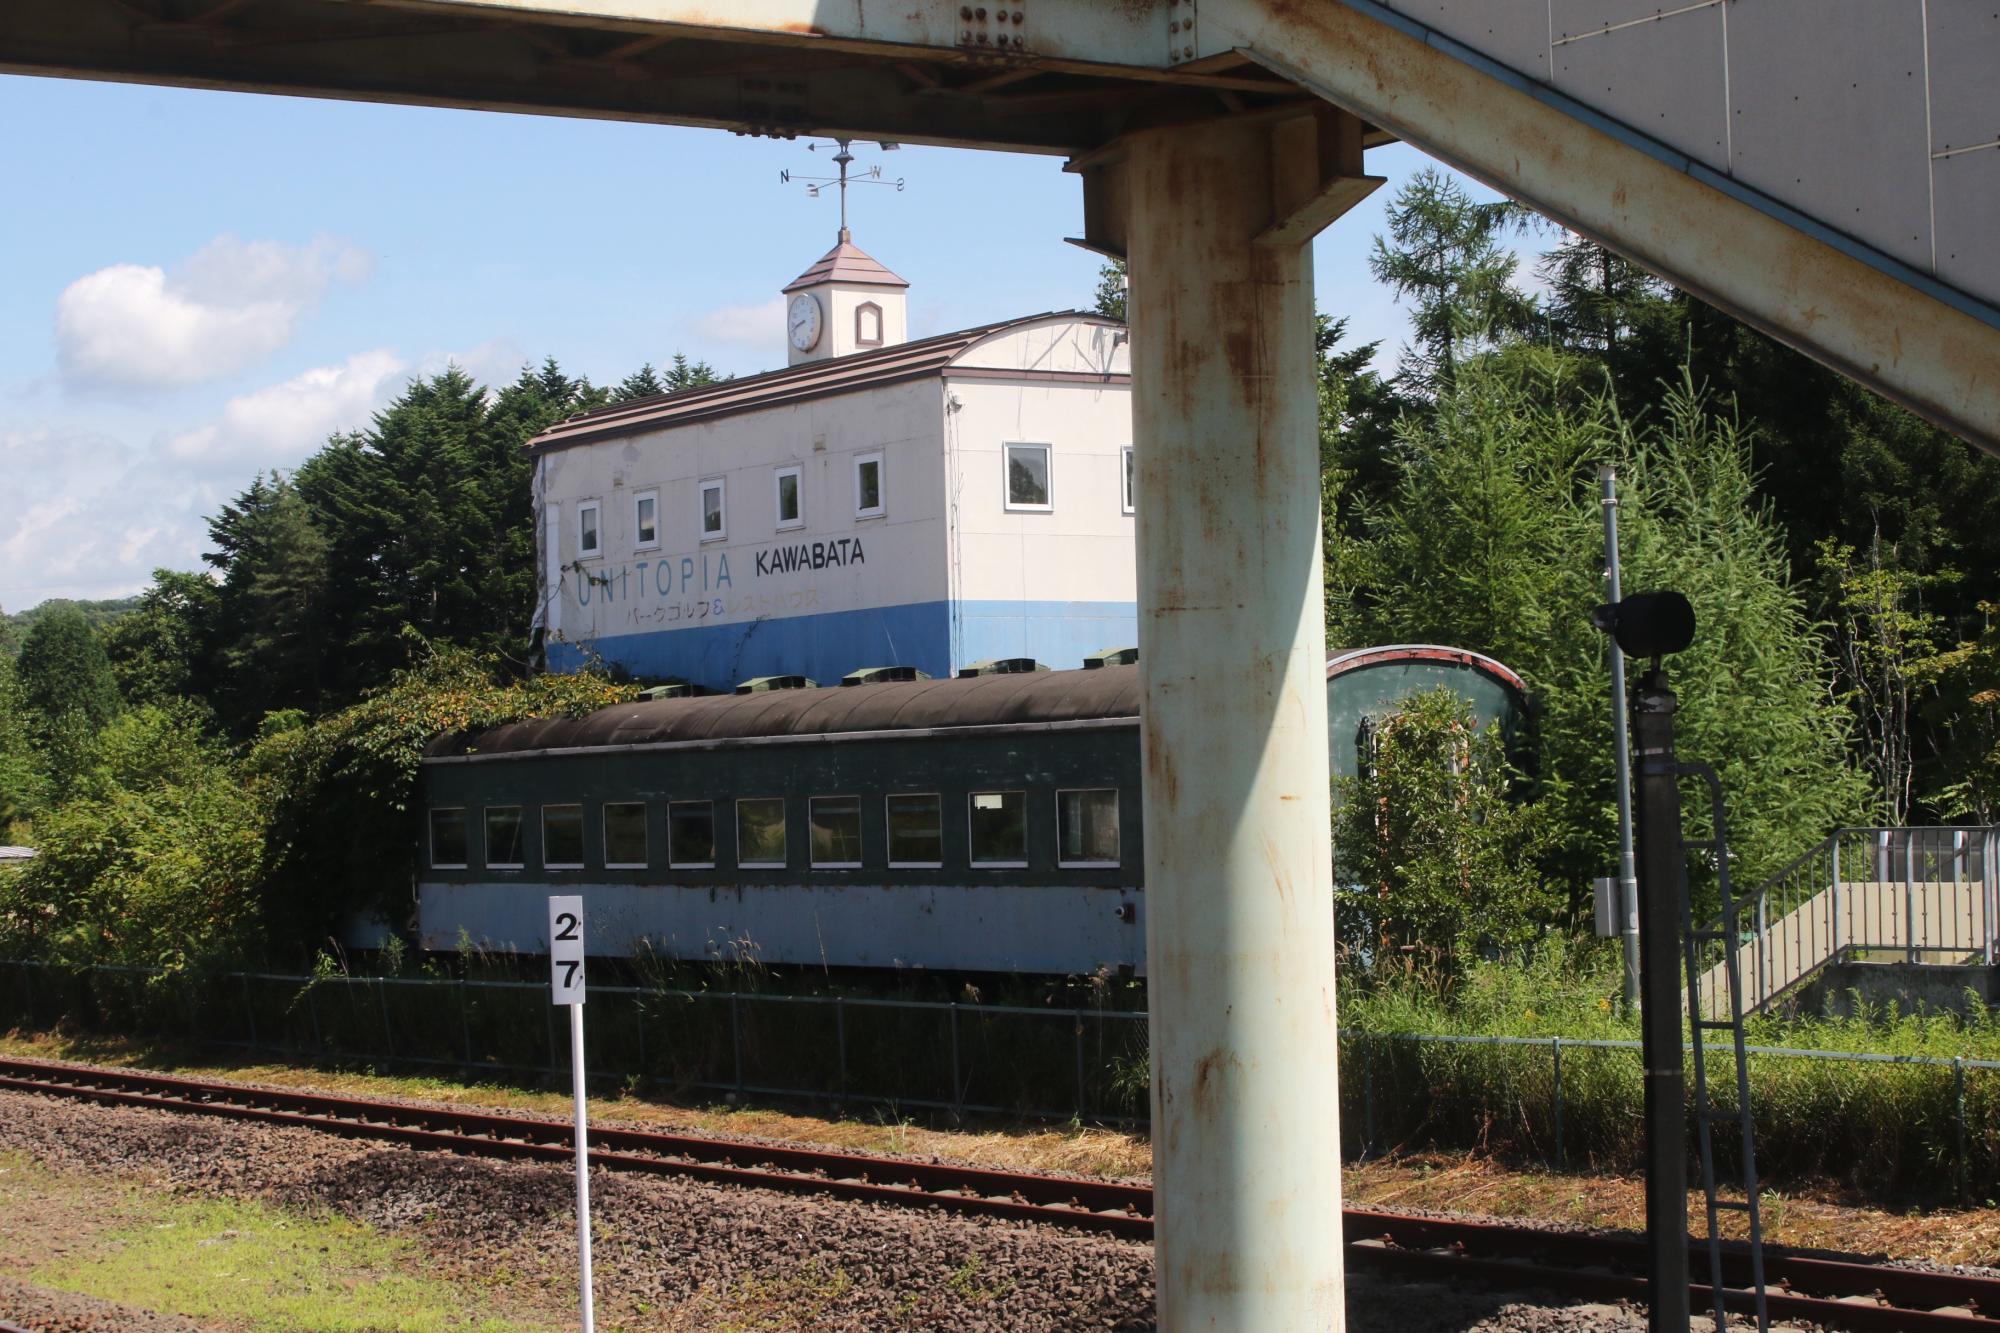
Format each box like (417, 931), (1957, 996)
(418, 647), (1524, 975)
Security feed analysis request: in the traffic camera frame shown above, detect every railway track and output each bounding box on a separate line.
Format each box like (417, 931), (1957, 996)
(1, 1054), (1994, 1330)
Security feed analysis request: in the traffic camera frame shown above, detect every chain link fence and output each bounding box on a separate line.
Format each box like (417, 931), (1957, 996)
(3, 961), (1995, 1200)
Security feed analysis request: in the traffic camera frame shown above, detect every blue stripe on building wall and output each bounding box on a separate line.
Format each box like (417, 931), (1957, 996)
(547, 598), (1140, 690)
(549, 601), (954, 692)
(955, 600), (1140, 673)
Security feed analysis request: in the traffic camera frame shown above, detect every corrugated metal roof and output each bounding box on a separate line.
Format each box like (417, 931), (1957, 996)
(525, 311), (1103, 456)
(425, 664), (1144, 759)
(780, 237), (909, 294)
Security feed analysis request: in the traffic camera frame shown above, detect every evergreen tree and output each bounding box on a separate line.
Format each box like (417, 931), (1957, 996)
(663, 352), (722, 392)
(614, 363), (666, 402)
(102, 570), (222, 710)
(1368, 167), (1539, 390)
(14, 604), (121, 733)
(1092, 260), (1128, 322)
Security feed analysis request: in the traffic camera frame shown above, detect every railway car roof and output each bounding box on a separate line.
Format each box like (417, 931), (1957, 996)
(424, 663), (1145, 760)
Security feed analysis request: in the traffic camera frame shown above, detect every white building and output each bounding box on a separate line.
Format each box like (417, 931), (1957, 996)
(529, 233), (1136, 691)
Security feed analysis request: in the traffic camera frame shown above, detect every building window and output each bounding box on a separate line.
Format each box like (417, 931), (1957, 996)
(668, 801), (715, 868)
(429, 808), (468, 869)
(1004, 443), (1052, 511)
(700, 478), (726, 542)
(1121, 447), (1135, 515)
(1057, 788), (1120, 867)
(634, 491), (659, 549)
(484, 806), (525, 869)
(969, 790), (1027, 867)
(855, 301), (883, 347)
(604, 801), (648, 869)
(855, 451), (884, 519)
(543, 804), (585, 869)
(886, 793), (943, 868)
(576, 501), (602, 558)
(809, 796), (863, 868)
(736, 797), (787, 867)
(775, 465), (804, 530)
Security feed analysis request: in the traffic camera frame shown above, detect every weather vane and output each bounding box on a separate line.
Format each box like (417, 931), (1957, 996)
(780, 138), (905, 242)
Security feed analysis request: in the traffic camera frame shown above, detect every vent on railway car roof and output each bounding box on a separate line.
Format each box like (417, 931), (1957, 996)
(839, 665), (933, 686)
(637, 679), (710, 700)
(735, 674), (820, 694)
(1082, 646), (1138, 669)
(956, 657), (1050, 678)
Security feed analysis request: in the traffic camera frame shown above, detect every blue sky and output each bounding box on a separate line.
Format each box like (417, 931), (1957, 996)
(0, 72), (1529, 610)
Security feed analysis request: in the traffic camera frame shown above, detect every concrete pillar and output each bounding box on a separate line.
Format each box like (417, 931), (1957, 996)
(1125, 116), (1346, 1330)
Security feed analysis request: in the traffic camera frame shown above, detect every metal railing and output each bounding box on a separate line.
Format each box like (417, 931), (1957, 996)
(1695, 826), (1999, 1016)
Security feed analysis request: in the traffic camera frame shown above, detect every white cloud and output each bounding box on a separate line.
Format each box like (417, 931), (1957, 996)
(693, 297), (786, 355)
(162, 348), (406, 471)
(1, 348), (407, 608)
(54, 235), (373, 391)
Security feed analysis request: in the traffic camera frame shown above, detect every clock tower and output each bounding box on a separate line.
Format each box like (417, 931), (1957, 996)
(782, 229), (909, 366)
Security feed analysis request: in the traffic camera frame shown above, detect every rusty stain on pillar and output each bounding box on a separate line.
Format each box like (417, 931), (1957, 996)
(1120, 111), (1359, 1330)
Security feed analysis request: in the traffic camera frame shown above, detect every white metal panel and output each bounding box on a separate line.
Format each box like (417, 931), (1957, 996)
(1381, 0), (1552, 81)
(1934, 147), (2000, 306)
(1924, 0), (2000, 154)
(946, 379), (1135, 606)
(949, 318), (1130, 374)
(1549, 0), (1728, 168)
(1725, 0), (1934, 274)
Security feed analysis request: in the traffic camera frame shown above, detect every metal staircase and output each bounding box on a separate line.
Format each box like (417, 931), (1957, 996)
(1694, 826), (1999, 1018)
(1678, 762), (1770, 1331)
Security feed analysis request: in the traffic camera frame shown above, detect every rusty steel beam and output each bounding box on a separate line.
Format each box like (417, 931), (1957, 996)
(1199, 0), (2000, 452)
(1119, 112), (1348, 1329)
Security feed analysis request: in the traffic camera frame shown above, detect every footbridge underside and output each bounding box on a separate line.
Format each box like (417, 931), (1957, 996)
(4, 0), (1996, 448)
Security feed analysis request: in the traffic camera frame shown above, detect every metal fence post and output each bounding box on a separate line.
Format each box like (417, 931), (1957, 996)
(947, 1003), (962, 1118)
(1757, 893), (1771, 1008)
(1074, 1014), (1087, 1119)
(729, 994), (744, 1094)
(1830, 835), (1844, 961)
(1552, 1037), (1566, 1169)
(459, 980), (473, 1071)
(1361, 1036), (1377, 1161)
(1955, 1056), (1969, 1204)
(835, 996), (847, 1099)
(241, 972), (258, 1051)
(377, 978), (395, 1063)
(1906, 834), (1919, 964)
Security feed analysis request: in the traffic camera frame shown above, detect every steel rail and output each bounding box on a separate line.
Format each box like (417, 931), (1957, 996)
(2, 1055), (1995, 1328)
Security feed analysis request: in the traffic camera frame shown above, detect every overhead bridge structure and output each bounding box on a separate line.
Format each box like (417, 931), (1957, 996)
(6, 2), (1994, 1327)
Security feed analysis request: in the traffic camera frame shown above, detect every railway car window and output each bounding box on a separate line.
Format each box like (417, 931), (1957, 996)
(603, 802), (648, 868)
(886, 793), (943, 867)
(484, 806), (525, 869)
(969, 790), (1028, 867)
(541, 804), (585, 868)
(736, 797), (787, 868)
(855, 451), (884, 519)
(576, 501), (601, 558)
(429, 808), (468, 869)
(1057, 789), (1120, 867)
(809, 796), (863, 868)
(668, 801), (715, 868)
(1004, 442), (1052, 511)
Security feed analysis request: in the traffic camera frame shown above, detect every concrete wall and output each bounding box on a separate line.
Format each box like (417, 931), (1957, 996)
(1794, 960), (1998, 1018)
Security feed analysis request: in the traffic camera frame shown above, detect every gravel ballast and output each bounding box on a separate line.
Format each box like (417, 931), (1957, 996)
(0, 1086), (1686, 1330)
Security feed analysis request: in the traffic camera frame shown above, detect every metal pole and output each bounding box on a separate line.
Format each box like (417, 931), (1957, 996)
(569, 1001), (595, 1333)
(1124, 113), (1345, 1328)
(1601, 464), (1642, 1011)
(1552, 1037), (1566, 1169)
(1906, 835), (1918, 965)
(1633, 664), (1691, 1331)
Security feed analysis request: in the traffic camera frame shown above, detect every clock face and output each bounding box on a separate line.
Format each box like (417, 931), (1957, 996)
(787, 294), (823, 352)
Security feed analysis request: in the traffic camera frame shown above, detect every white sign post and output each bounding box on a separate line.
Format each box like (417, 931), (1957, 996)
(548, 894), (594, 1333)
